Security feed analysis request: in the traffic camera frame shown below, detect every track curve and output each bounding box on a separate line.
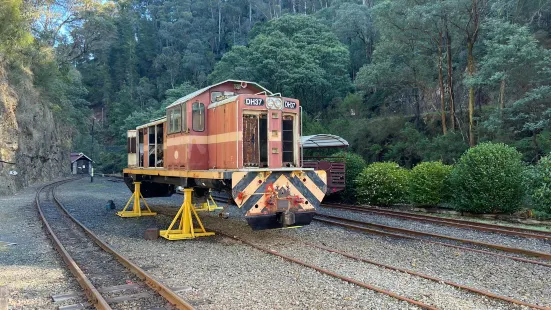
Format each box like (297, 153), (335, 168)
(37, 179), (195, 310)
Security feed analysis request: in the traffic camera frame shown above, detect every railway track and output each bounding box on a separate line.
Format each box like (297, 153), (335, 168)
(36, 179), (194, 310)
(177, 196), (551, 309)
(322, 203), (551, 240)
(314, 213), (551, 268)
(210, 194), (551, 262)
(210, 229), (550, 310)
(211, 230), (438, 310)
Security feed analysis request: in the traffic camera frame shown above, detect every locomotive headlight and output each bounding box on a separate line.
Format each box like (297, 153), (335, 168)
(267, 97), (282, 110)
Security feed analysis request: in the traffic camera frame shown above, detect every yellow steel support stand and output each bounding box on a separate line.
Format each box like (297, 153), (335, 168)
(195, 191), (223, 212)
(117, 182), (157, 217)
(159, 188), (215, 240)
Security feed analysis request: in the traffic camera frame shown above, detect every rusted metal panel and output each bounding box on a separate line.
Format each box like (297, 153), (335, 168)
(231, 170), (327, 223)
(243, 114), (259, 166)
(207, 107), (217, 168)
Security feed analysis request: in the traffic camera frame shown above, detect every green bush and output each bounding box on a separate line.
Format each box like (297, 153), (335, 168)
(449, 142), (525, 214)
(330, 151), (366, 202)
(408, 162), (452, 206)
(355, 162), (409, 206)
(532, 154), (551, 213)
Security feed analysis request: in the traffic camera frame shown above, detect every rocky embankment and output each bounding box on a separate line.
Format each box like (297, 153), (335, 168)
(0, 63), (68, 195)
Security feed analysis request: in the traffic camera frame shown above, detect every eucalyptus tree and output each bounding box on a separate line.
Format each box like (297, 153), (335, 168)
(209, 14), (351, 113)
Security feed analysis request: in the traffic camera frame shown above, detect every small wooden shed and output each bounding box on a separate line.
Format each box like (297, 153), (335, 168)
(70, 152), (93, 175)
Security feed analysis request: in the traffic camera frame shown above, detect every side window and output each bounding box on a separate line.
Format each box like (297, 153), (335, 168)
(211, 91), (222, 103)
(192, 102), (205, 132)
(168, 106), (181, 134)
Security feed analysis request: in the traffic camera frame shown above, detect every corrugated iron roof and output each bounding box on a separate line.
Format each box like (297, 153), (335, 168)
(300, 134), (349, 149)
(165, 80), (272, 109)
(70, 152), (93, 163)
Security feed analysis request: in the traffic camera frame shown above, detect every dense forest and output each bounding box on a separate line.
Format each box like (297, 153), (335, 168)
(1, 0), (551, 172)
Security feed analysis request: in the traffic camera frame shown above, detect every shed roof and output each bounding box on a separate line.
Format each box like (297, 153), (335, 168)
(165, 80), (272, 109)
(70, 152), (93, 163)
(300, 134), (349, 149)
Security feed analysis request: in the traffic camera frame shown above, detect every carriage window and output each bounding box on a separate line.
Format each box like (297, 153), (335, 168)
(168, 106), (181, 134)
(192, 102), (205, 132)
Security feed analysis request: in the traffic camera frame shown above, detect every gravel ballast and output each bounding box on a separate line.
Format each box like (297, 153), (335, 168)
(0, 181), (84, 309)
(55, 177), (551, 309)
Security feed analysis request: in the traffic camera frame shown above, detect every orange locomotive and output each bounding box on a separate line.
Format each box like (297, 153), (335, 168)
(123, 80), (327, 230)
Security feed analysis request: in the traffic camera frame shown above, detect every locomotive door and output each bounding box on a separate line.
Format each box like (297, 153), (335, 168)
(243, 114), (268, 167)
(243, 115), (259, 166)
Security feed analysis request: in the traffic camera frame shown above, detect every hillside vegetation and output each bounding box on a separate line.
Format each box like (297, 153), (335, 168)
(1, 0), (550, 196)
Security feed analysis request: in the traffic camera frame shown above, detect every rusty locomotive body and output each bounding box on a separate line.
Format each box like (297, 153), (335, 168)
(123, 80), (328, 230)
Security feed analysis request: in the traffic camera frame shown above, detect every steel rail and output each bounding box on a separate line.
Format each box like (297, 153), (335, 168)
(314, 216), (551, 268)
(35, 179), (112, 310)
(156, 201), (550, 309)
(50, 181), (195, 310)
(316, 213), (551, 260)
(303, 241), (551, 310)
(213, 231), (438, 310)
(322, 203), (551, 239)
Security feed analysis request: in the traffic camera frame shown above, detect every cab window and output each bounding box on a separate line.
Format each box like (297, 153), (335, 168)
(168, 106), (181, 134)
(192, 102), (205, 132)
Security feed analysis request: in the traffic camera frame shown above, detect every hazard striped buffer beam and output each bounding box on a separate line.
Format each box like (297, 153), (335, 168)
(231, 170), (327, 230)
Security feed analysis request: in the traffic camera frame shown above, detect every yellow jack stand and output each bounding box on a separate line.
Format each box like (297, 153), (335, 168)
(159, 188), (215, 240)
(117, 182), (157, 217)
(195, 192), (223, 212)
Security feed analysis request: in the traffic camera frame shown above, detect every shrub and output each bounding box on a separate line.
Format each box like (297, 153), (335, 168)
(532, 154), (551, 213)
(449, 142), (525, 214)
(408, 161), (452, 206)
(355, 162), (409, 206)
(330, 151), (366, 202)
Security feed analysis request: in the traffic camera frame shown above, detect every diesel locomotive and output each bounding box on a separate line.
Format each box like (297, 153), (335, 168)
(123, 80), (328, 230)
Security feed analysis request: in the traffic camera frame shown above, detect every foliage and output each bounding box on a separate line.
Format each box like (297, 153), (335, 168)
(6, 0), (551, 178)
(209, 14), (351, 113)
(423, 132), (469, 165)
(356, 162), (409, 206)
(531, 155), (551, 213)
(449, 142), (525, 214)
(408, 161), (452, 206)
(0, 0), (33, 60)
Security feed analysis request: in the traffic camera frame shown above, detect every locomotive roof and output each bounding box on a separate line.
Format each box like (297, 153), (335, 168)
(165, 80), (272, 109)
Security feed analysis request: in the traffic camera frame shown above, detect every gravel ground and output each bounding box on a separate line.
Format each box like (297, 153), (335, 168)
(56, 178), (417, 309)
(54, 177), (551, 309)
(318, 206), (551, 255)
(0, 180), (85, 310)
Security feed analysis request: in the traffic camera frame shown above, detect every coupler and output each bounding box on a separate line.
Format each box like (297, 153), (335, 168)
(117, 182), (157, 217)
(159, 188), (215, 240)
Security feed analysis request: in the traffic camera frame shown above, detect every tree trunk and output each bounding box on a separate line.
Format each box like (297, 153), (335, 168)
(438, 32), (447, 135)
(415, 88), (421, 129)
(445, 28), (455, 130)
(533, 130), (540, 162)
(500, 78), (505, 110)
(467, 41), (475, 146)
(218, 1), (222, 53)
